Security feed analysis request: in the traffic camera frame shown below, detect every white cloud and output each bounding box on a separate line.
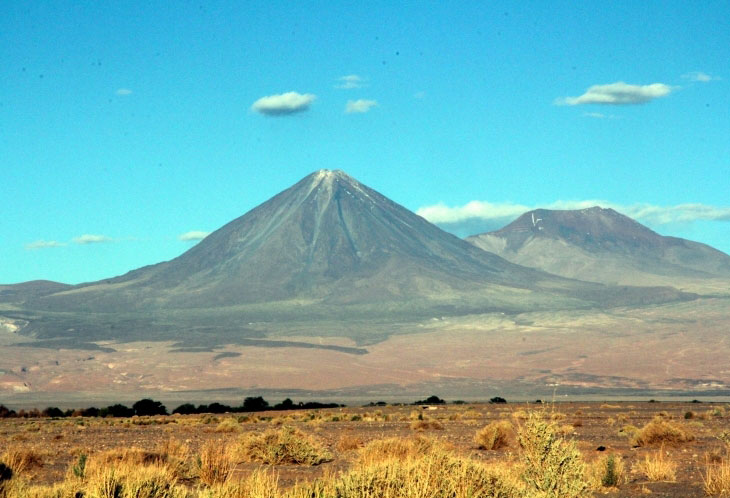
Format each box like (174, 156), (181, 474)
(251, 92), (316, 116)
(25, 240), (66, 250)
(73, 234), (112, 245)
(115, 88), (133, 95)
(417, 200), (730, 235)
(556, 82), (673, 106)
(179, 230), (210, 241)
(336, 75), (365, 89)
(682, 71), (720, 82)
(345, 99), (378, 114)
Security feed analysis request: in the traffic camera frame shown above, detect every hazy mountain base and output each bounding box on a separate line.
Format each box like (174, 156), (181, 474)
(1, 297), (728, 402)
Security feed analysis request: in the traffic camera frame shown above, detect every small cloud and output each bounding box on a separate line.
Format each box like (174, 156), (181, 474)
(555, 82), (673, 106)
(345, 99), (378, 114)
(25, 240), (66, 250)
(682, 71), (720, 82)
(251, 92), (316, 116)
(115, 88), (133, 95)
(179, 230), (210, 241)
(413, 91), (426, 99)
(336, 75), (365, 89)
(73, 234), (112, 245)
(583, 112), (618, 119)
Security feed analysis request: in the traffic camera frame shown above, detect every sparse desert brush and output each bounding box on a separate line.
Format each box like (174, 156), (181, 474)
(606, 416), (616, 426)
(517, 411), (589, 498)
(234, 426), (331, 466)
(630, 416), (694, 447)
(326, 448), (523, 498)
(1, 446), (42, 477)
(618, 424), (639, 438)
(198, 441), (234, 486)
(336, 434), (363, 452)
(600, 404), (620, 409)
(410, 417), (444, 431)
(616, 413), (629, 423)
(510, 410), (528, 421)
(215, 418), (242, 433)
(636, 448), (677, 481)
(357, 436), (437, 466)
(718, 430), (730, 447)
(703, 456), (730, 496)
(474, 420), (514, 450)
(585, 454), (625, 490)
(549, 412), (566, 421)
(85, 462), (185, 498)
(201, 469), (279, 498)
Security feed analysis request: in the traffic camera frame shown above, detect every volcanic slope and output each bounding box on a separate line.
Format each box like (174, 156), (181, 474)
(11, 172), (691, 344)
(466, 207), (730, 290)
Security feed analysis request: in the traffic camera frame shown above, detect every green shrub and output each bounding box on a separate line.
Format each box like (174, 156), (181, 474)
(518, 411), (589, 498)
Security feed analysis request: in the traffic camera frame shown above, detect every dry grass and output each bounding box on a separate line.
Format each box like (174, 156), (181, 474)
(234, 426), (332, 466)
(636, 448), (677, 482)
(198, 441), (235, 486)
(585, 454), (626, 490)
(357, 436), (437, 466)
(335, 434), (363, 452)
(409, 417), (444, 431)
(630, 417), (694, 447)
(215, 418), (242, 433)
(703, 456), (730, 496)
(474, 420), (514, 450)
(0, 446), (43, 477)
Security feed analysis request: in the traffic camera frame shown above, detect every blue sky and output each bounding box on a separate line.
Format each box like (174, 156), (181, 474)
(2, 1), (729, 284)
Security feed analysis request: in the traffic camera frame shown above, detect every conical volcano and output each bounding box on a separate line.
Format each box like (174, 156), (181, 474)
(18, 173), (693, 345)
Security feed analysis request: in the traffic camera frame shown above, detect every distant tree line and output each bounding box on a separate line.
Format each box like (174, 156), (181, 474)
(0, 396), (342, 419)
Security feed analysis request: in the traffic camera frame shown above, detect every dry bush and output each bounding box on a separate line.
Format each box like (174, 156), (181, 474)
(201, 470), (279, 498)
(703, 456), (730, 496)
(84, 462), (184, 498)
(0, 447), (43, 477)
(357, 436), (437, 466)
(517, 411), (589, 498)
(198, 441), (235, 486)
(235, 426), (331, 466)
(322, 448), (522, 498)
(336, 434), (363, 452)
(215, 418), (242, 433)
(630, 416), (694, 447)
(636, 449), (677, 481)
(474, 420), (514, 450)
(410, 417), (444, 431)
(600, 404), (620, 409)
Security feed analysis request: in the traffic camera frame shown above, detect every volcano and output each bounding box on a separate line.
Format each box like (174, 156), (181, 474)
(466, 206), (730, 287)
(9, 172), (692, 345)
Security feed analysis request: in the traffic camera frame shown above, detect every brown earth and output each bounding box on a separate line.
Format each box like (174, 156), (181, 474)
(2, 402), (729, 497)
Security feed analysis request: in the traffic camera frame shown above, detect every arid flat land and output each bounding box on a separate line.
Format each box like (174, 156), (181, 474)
(2, 298), (729, 399)
(1, 401), (729, 497)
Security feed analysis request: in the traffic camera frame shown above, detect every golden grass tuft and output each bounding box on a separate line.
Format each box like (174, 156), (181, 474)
(630, 416), (694, 447)
(215, 418), (242, 433)
(409, 417), (444, 431)
(198, 441), (235, 486)
(357, 435), (437, 466)
(636, 448), (677, 482)
(585, 454), (625, 490)
(474, 420), (515, 450)
(703, 456), (730, 496)
(335, 434), (363, 452)
(0, 447), (43, 477)
(234, 426), (332, 466)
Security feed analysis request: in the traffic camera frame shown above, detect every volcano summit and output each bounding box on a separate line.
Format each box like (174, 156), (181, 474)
(5, 171), (691, 346)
